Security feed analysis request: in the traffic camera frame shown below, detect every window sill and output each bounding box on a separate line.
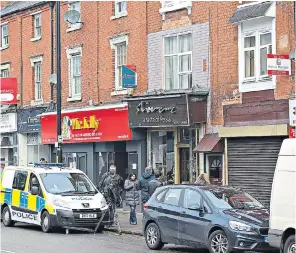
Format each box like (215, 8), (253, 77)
(30, 37), (42, 42)
(67, 96), (82, 102)
(240, 78), (275, 93)
(30, 99), (44, 106)
(67, 24), (82, 33)
(111, 89), (128, 96)
(111, 12), (128, 20)
(159, 1), (192, 19)
(0, 45), (9, 51)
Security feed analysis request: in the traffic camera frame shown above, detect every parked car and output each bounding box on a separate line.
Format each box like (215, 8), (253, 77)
(143, 184), (277, 253)
(269, 138), (296, 253)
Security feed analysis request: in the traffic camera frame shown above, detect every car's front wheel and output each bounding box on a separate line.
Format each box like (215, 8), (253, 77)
(208, 230), (231, 253)
(145, 223), (164, 250)
(41, 211), (52, 233)
(284, 235), (295, 253)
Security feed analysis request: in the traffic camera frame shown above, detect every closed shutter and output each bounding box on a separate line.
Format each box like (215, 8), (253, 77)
(228, 137), (284, 207)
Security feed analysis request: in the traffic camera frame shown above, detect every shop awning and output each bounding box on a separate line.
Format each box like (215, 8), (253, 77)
(194, 134), (222, 153)
(229, 2), (273, 24)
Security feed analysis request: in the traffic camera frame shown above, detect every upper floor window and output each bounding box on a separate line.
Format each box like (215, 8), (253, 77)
(1, 23), (9, 48)
(243, 31), (272, 81)
(34, 61), (42, 101)
(1, 68), (9, 77)
(160, 0), (192, 20)
(115, 0), (127, 16)
(68, 1), (81, 31)
(33, 14), (42, 39)
(115, 42), (127, 90)
(164, 33), (192, 90)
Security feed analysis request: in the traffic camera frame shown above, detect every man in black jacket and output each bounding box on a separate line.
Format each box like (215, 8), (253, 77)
(148, 170), (163, 196)
(138, 166), (155, 205)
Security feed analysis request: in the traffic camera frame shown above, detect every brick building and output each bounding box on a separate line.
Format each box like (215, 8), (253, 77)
(0, 1), (149, 184)
(0, 1), (295, 201)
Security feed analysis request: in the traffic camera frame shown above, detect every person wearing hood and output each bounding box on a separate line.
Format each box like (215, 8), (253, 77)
(138, 166), (155, 205)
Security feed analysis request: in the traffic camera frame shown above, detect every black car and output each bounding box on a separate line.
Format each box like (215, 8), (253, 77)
(143, 184), (277, 253)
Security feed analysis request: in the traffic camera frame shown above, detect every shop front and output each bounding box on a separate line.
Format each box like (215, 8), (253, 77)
(0, 113), (18, 166)
(219, 92), (289, 206)
(127, 93), (207, 184)
(40, 103), (146, 185)
(17, 107), (49, 165)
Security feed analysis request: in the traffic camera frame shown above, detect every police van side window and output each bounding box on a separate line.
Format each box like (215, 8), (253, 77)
(29, 173), (43, 197)
(12, 171), (28, 191)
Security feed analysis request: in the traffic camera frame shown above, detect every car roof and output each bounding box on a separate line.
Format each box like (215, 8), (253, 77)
(3, 165), (82, 175)
(159, 184), (241, 192)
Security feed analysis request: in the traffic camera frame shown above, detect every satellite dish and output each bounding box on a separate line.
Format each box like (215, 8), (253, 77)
(64, 10), (81, 24)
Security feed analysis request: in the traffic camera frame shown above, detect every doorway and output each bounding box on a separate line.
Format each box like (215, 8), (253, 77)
(207, 154), (223, 185)
(179, 148), (190, 183)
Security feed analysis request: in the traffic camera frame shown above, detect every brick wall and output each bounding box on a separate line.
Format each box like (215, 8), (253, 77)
(1, 1), (149, 108)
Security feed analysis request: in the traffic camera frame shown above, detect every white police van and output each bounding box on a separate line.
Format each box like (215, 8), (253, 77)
(0, 163), (111, 233)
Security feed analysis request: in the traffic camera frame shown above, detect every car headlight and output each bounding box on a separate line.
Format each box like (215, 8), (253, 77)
(101, 197), (108, 209)
(52, 198), (71, 209)
(229, 221), (256, 233)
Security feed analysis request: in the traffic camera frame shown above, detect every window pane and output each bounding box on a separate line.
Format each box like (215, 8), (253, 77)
(244, 50), (255, 78)
(163, 188), (182, 206)
(27, 145), (38, 164)
(244, 36), (255, 48)
(165, 56), (178, 89)
(179, 74), (192, 89)
(179, 54), (191, 72)
(260, 33), (271, 46)
(179, 33), (192, 53)
(183, 189), (201, 209)
(164, 36), (177, 55)
(260, 47), (268, 76)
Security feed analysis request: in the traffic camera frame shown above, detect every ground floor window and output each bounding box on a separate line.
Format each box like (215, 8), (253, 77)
(27, 133), (50, 164)
(0, 133), (18, 166)
(206, 154), (223, 185)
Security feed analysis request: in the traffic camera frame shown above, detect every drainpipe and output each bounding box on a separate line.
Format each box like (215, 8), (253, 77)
(50, 1), (55, 102)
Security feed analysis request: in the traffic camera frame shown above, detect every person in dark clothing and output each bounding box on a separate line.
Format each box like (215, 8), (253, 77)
(98, 165), (124, 207)
(138, 166), (155, 205)
(124, 173), (139, 225)
(148, 170), (163, 196)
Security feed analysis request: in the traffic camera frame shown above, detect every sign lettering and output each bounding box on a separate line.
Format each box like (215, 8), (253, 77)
(12, 210), (37, 221)
(136, 101), (176, 114)
(71, 116), (100, 132)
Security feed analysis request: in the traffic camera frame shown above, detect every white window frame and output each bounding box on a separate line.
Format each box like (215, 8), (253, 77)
(66, 46), (82, 101)
(238, 21), (276, 92)
(30, 55), (43, 102)
(67, 1), (82, 32)
(110, 35), (128, 93)
(34, 62), (42, 101)
(111, 0), (127, 19)
(163, 32), (193, 91)
(34, 14), (42, 39)
(1, 23), (9, 49)
(0, 63), (10, 77)
(160, 0), (192, 20)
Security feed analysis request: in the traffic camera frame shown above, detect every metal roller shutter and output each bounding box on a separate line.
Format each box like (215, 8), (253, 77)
(227, 137), (284, 207)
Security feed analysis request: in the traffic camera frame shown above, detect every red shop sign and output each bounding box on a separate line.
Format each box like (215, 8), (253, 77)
(0, 78), (18, 104)
(289, 126), (296, 138)
(41, 106), (132, 144)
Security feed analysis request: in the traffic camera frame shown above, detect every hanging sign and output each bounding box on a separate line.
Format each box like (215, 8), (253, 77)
(267, 54), (291, 76)
(122, 65), (137, 89)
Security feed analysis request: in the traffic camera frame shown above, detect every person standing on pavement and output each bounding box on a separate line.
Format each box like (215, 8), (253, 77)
(124, 173), (140, 225)
(148, 170), (163, 196)
(138, 166), (155, 206)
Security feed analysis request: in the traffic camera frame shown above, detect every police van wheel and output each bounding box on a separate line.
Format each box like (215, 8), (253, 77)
(41, 211), (52, 233)
(2, 206), (15, 227)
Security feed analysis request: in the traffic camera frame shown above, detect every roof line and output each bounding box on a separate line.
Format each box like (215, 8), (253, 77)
(1, 1), (47, 18)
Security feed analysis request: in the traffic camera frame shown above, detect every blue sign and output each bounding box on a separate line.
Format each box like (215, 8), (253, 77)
(122, 65), (137, 89)
(17, 107), (46, 133)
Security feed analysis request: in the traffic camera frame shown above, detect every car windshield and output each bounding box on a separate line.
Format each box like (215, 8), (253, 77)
(39, 172), (97, 195)
(204, 188), (265, 210)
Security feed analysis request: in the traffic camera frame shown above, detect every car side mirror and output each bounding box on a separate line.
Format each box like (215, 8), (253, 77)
(31, 186), (39, 195)
(188, 205), (204, 212)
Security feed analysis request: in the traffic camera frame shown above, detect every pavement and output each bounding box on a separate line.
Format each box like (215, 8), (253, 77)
(1, 223), (208, 253)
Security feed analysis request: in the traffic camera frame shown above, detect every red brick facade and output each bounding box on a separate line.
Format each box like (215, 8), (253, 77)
(1, 1), (295, 127)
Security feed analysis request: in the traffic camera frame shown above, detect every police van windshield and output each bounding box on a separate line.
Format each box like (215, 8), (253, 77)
(39, 172), (97, 195)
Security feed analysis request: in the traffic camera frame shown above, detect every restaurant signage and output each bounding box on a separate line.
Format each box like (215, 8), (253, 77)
(40, 106), (132, 144)
(0, 78), (18, 104)
(128, 95), (189, 128)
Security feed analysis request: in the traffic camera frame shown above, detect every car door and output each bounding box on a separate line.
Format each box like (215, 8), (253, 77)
(11, 170), (29, 220)
(156, 188), (182, 243)
(179, 188), (211, 246)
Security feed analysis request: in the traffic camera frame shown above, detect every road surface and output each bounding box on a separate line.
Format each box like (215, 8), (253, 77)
(1, 223), (208, 253)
